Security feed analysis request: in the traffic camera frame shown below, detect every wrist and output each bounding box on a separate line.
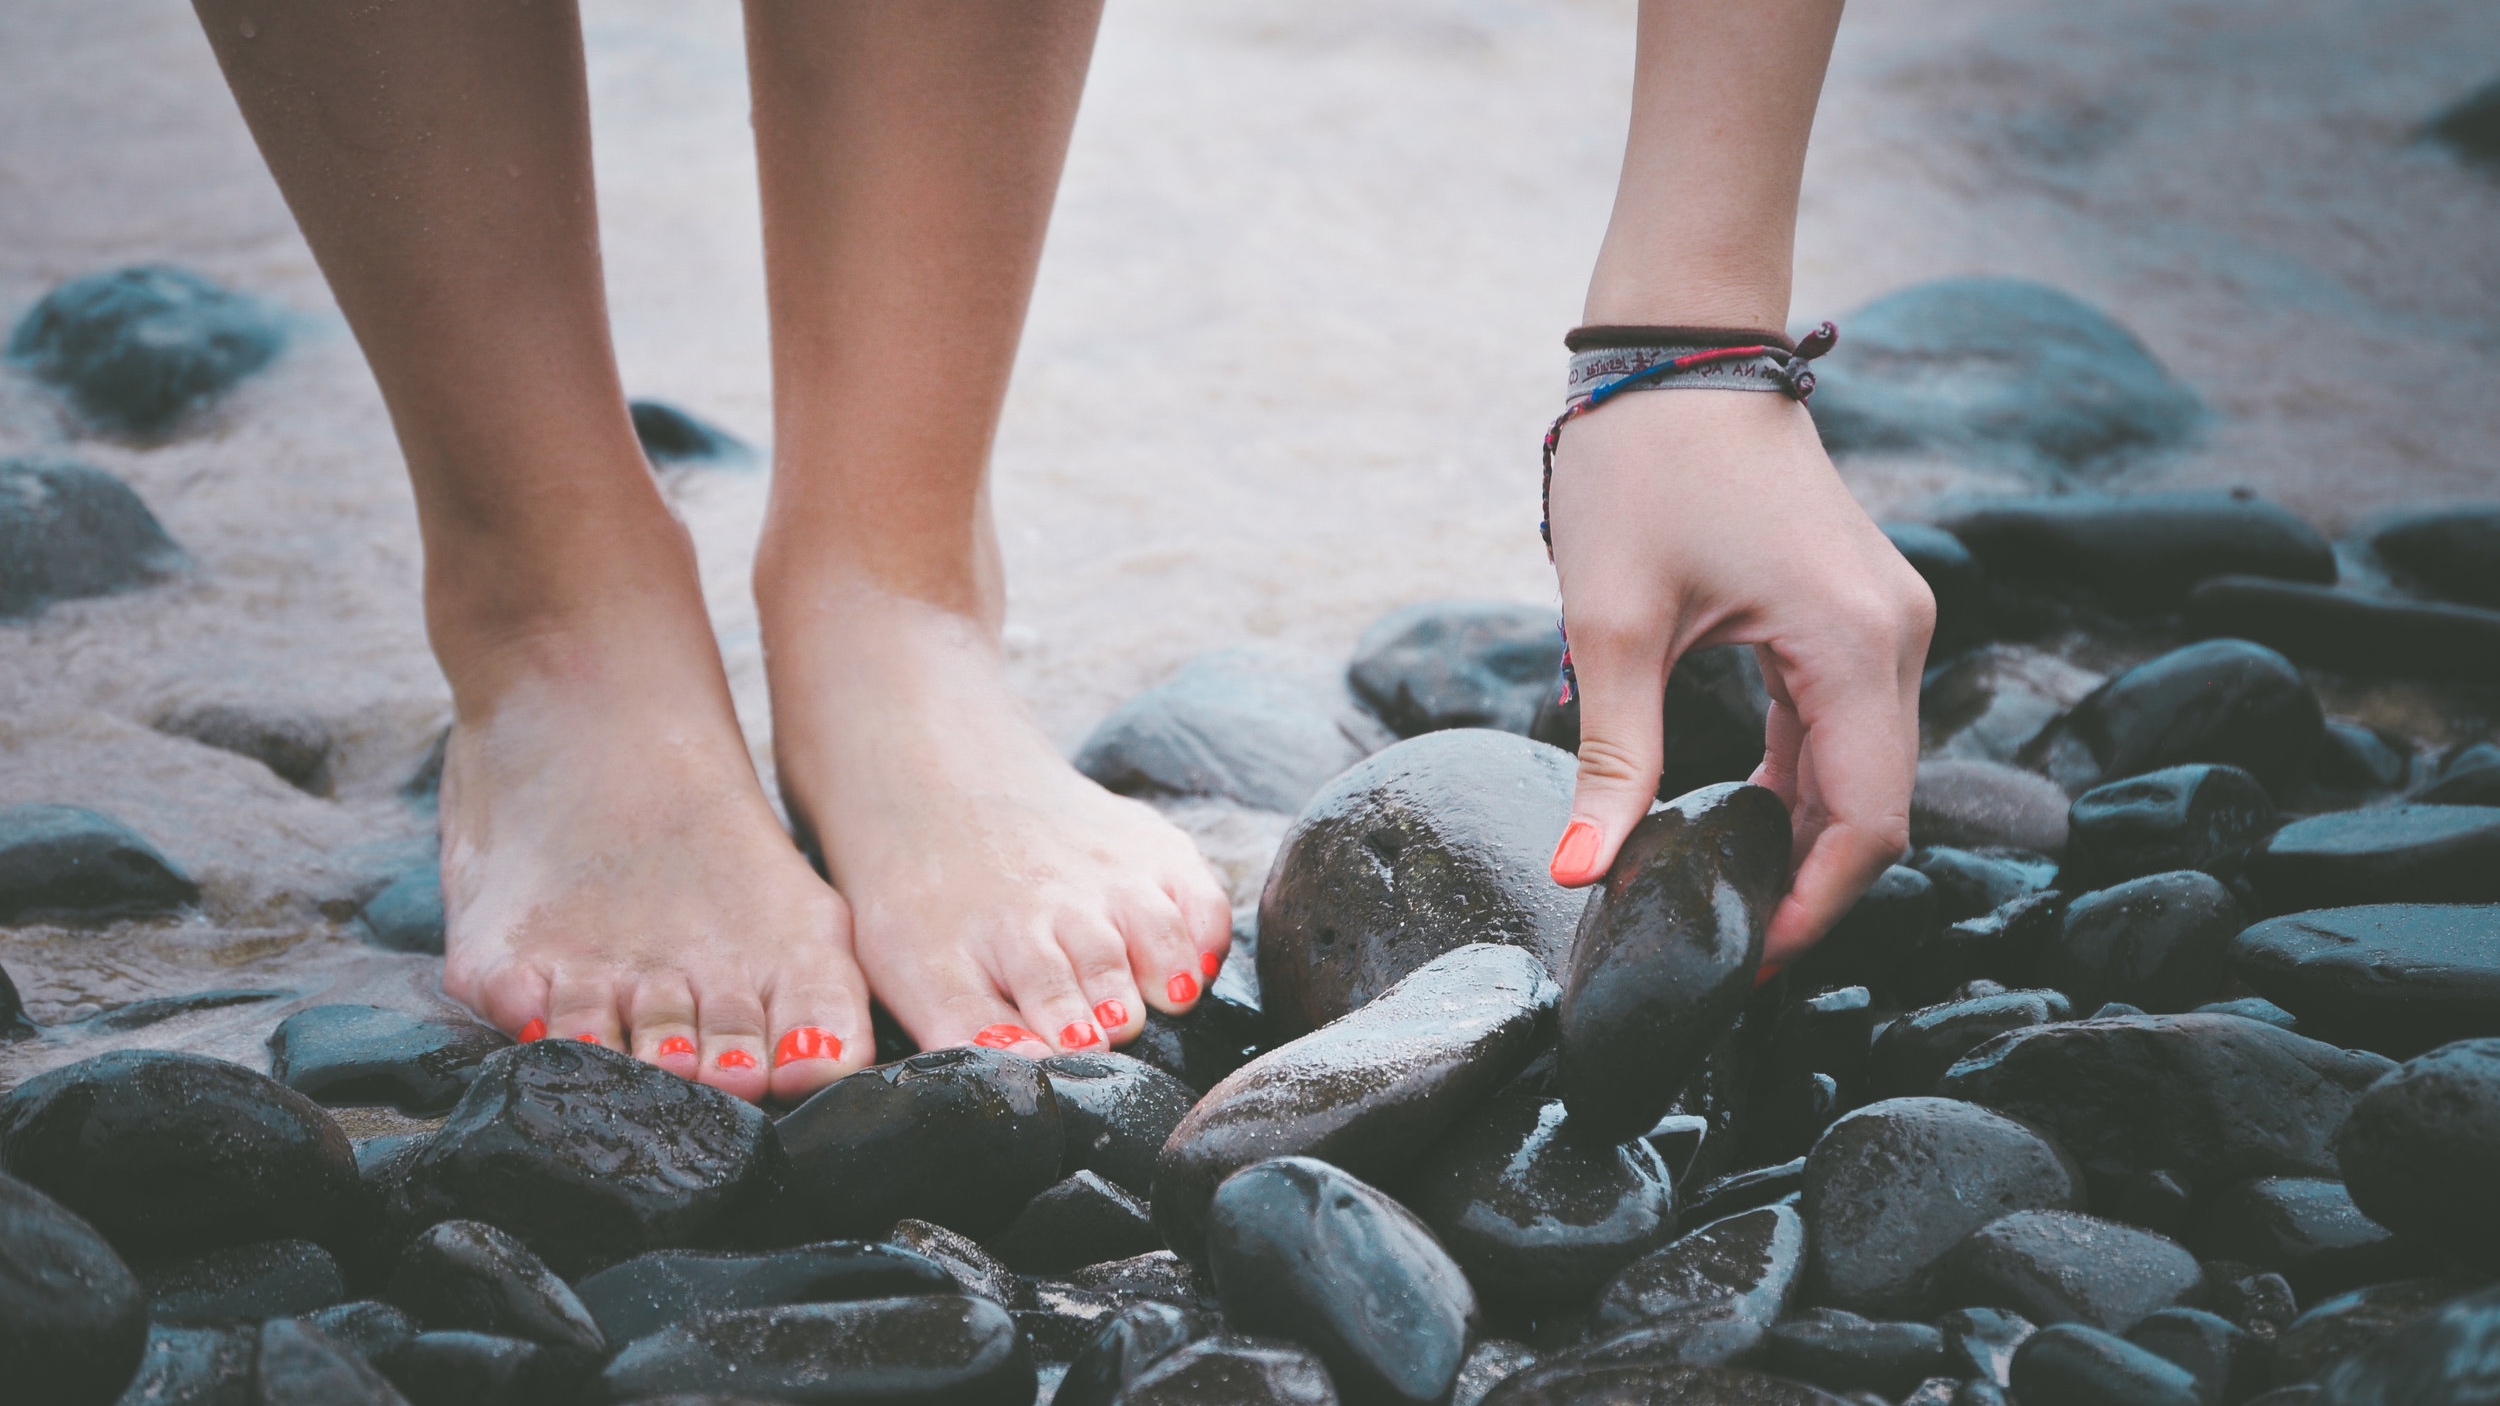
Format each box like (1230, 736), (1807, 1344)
(1581, 256), (1791, 334)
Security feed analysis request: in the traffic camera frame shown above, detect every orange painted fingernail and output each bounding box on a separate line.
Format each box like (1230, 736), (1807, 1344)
(516, 1018), (547, 1043)
(1167, 973), (1198, 1004)
(774, 1026), (842, 1067)
(1550, 819), (1601, 884)
(1060, 1021), (1101, 1049)
(1200, 950), (1223, 978)
(1093, 999), (1128, 1030)
(715, 1048), (757, 1070)
(973, 1023), (1042, 1049)
(656, 1035), (696, 1059)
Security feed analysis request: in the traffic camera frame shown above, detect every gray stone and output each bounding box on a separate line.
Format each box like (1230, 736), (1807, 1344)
(1937, 492), (2331, 616)
(775, 1047), (1065, 1244)
(383, 1220), (603, 1354)
(1041, 1052), (1200, 1200)
(2125, 1307), (2255, 1406)
(2045, 871), (2243, 1014)
(1933, 1211), (2202, 1332)
(0, 1170), (147, 1406)
(2191, 1178), (2422, 1303)
(2274, 1278), (2481, 1386)
(0, 804), (197, 925)
(1348, 600), (1562, 738)
(1075, 648), (1391, 813)
(142, 1239), (342, 1327)
(360, 864), (445, 956)
(2334, 1037), (2500, 1272)
(1453, 1340), (1539, 1406)
(1761, 1309), (1948, 1399)
(993, 1171), (1160, 1276)
(570, 1241), (954, 1346)
(7, 265), (284, 434)
(0, 457), (185, 620)
(153, 701), (333, 794)
(2008, 1322), (2201, 1406)
(2185, 578), (2500, 686)
(2231, 906), (2500, 1058)
(267, 1005), (509, 1115)
(2245, 808), (2500, 912)
(1111, 1333), (1340, 1405)
(1919, 646), (2105, 766)
(595, 1296), (1033, 1405)
(1049, 1299), (1211, 1406)
(251, 1318), (409, 1406)
(1482, 1360), (1853, 1405)
(1865, 991), (2064, 1101)
(2370, 503), (2500, 608)
(1912, 760), (2071, 857)
(2018, 641), (2323, 801)
(2315, 1282), (2500, 1405)
(1590, 1202), (1805, 1334)
(2064, 765), (2275, 888)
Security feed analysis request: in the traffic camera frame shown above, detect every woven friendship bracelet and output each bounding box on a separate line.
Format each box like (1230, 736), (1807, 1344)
(1537, 321), (1838, 703)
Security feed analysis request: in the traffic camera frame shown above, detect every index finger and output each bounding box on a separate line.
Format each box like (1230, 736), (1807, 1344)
(1756, 644), (1920, 967)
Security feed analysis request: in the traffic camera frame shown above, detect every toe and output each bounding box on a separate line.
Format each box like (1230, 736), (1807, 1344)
(1120, 887), (1208, 1015)
(543, 963), (625, 1049)
(626, 975), (702, 1080)
(456, 961), (552, 1042)
(996, 920), (1114, 1056)
(1059, 914), (1146, 1048)
(693, 984), (771, 1103)
(764, 979), (872, 1103)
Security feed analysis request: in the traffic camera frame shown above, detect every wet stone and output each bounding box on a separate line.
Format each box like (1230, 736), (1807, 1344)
(2421, 741), (2500, 805)
(1558, 783), (1789, 1142)
(1789, 864), (1938, 1001)
(2244, 807), (2500, 911)
(1934, 1211), (2202, 1333)
(1912, 760), (2072, 858)
(1673, 1158), (1804, 1234)
(1909, 846), (2059, 924)
(118, 1322), (254, 1405)
(2019, 640), (2323, 802)
(2008, 1322), (2202, 1406)
(1936, 1013), (2394, 1187)
(2045, 871), (2243, 1014)
(392, 1040), (780, 1278)
(1050, 1299), (1211, 1406)
(2127, 1307), (2257, 1406)
(2205, 1263), (2300, 1343)
(2186, 577), (2500, 686)
(886, 1219), (1021, 1306)
(1075, 648), (1391, 814)
(1454, 1340), (1540, 1406)
(305, 1300), (418, 1362)
(2314, 1281), (2500, 1405)
(2196, 995), (2299, 1029)
(1060, 1250), (1220, 1316)
(0, 1049), (360, 1260)
(2065, 765), (2275, 888)
(1591, 1202), (1804, 1335)
(1403, 1090), (1674, 1306)
(2230, 905), (2500, 1058)
(1939, 1307), (2036, 1389)
(1348, 600), (1562, 738)
(0, 962), (33, 1040)
(143, 1239), (343, 1327)
(992, 1171), (1159, 1276)
(1865, 991), (2063, 1101)
(359, 864), (445, 956)
(152, 701), (333, 794)
(0, 456), (186, 619)
(1154, 942), (1555, 1260)
(1013, 1280), (1125, 1364)
(1110, 1334), (1340, 1406)
(2198, 1168), (2418, 1299)
(1255, 728), (1579, 1038)
(2274, 1278), (2482, 1386)
(1042, 1052), (1196, 1200)
(0, 1169), (147, 1406)
(1207, 1157), (1475, 1406)
(628, 399), (746, 464)
(2370, 503), (2500, 608)
(1802, 1098), (2081, 1317)
(598, 1295), (1032, 1404)
(2333, 1037), (2500, 1272)
(1919, 646), (2106, 767)
(6, 265), (284, 434)
(71, 987), (288, 1036)
(1127, 994), (1266, 1094)
(254, 1318), (410, 1406)
(775, 1046), (1062, 1245)
(570, 1241), (954, 1347)
(1808, 280), (2206, 478)
(267, 1005), (510, 1116)
(373, 1330), (574, 1406)
(1936, 491), (2330, 616)
(0, 803), (198, 925)
(1481, 1360), (1854, 1405)
(2317, 722), (2412, 795)
(384, 1219), (602, 1354)
(1762, 1309), (1948, 1400)
(1523, 1303), (1770, 1380)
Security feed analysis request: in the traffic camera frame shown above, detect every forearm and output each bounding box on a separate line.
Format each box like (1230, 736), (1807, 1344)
(1585, 0), (1844, 330)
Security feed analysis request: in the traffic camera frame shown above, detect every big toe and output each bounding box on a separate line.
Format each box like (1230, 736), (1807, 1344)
(765, 978), (874, 1102)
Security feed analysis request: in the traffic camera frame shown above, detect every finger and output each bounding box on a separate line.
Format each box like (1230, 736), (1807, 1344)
(1750, 646), (1806, 812)
(1549, 610), (1676, 887)
(1758, 662), (1917, 965)
(624, 973), (701, 1080)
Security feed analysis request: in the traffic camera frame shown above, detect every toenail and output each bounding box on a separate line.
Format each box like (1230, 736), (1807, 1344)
(516, 1018), (547, 1042)
(973, 1024), (1042, 1050)
(574, 1033), (602, 1045)
(716, 1048), (757, 1070)
(1167, 973), (1199, 1004)
(1060, 1021), (1101, 1049)
(1092, 999), (1128, 1030)
(774, 1026), (842, 1067)
(1200, 950), (1223, 978)
(657, 1035), (696, 1058)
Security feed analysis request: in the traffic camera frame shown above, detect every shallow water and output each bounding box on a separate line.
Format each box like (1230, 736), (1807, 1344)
(1, 0), (2495, 1087)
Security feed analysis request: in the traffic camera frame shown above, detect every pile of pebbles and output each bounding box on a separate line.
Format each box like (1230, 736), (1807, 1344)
(5, 270), (2500, 1404)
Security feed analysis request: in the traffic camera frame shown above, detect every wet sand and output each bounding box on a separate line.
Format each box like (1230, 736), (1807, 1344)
(1, 0), (2495, 1083)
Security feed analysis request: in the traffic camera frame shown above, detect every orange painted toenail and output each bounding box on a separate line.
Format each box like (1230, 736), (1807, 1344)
(1093, 999), (1128, 1030)
(574, 1033), (602, 1045)
(774, 1026), (842, 1067)
(1168, 973), (1199, 1004)
(656, 1035), (696, 1058)
(716, 1048), (757, 1070)
(1060, 1021), (1101, 1049)
(973, 1023), (1041, 1050)
(516, 1018), (547, 1043)
(1200, 950), (1223, 978)
(1550, 819), (1602, 885)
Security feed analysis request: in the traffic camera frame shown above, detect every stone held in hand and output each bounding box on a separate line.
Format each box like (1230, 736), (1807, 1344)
(1557, 782), (1790, 1144)
(1590, 1201), (1805, 1336)
(7, 264), (286, 434)
(1041, 1050), (1197, 1198)
(2243, 807), (2500, 911)
(0, 1049), (361, 1260)
(1931, 1209), (2203, 1333)
(1256, 728), (1579, 1039)
(774, 1046), (1064, 1244)
(1075, 646), (1394, 814)
(2019, 639), (2324, 802)
(0, 803), (199, 925)
(143, 1238), (343, 1326)
(1348, 600), (1563, 738)
(384, 1219), (604, 1355)
(391, 1039), (783, 1278)
(1153, 941), (1557, 1261)
(570, 1240), (955, 1347)
(268, 1004), (511, 1115)
(1206, 1156), (1476, 1406)
(596, 1295), (1035, 1405)
(2333, 1037), (2500, 1273)
(0, 1170), (149, 1406)
(2231, 905), (2500, 1057)
(0, 457), (187, 619)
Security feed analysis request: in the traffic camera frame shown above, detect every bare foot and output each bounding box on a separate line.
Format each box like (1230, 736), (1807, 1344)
(433, 557), (873, 1104)
(759, 586), (1232, 1061)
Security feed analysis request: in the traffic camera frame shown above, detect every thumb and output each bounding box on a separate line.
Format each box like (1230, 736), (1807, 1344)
(1549, 623), (1672, 887)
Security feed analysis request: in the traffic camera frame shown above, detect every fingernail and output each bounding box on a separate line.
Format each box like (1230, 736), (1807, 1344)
(1549, 819), (1601, 884)
(1200, 950), (1223, 978)
(1093, 999), (1128, 1030)
(574, 1033), (602, 1045)
(774, 1026), (842, 1067)
(715, 1048), (757, 1070)
(516, 1018), (547, 1043)
(1060, 1021), (1101, 1049)
(1167, 973), (1199, 1004)
(1754, 961), (1786, 988)
(656, 1035), (696, 1059)
(973, 1023), (1042, 1050)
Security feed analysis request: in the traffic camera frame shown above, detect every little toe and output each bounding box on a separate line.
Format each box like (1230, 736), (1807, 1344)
(1119, 888), (1208, 1015)
(626, 977), (702, 1080)
(543, 965), (625, 1050)
(460, 962), (552, 1042)
(693, 988), (771, 1103)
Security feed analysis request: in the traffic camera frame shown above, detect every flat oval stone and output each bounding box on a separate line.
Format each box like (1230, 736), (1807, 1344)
(267, 1005), (509, 1115)
(1111, 1333), (1340, 1405)
(1865, 992), (2063, 1100)
(1348, 600), (1563, 738)
(2231, 906), (2500, 1057)
(252, 1318), (408, 1406)
(1206, 1157), (1475, 1406)
(1405, 1090), (1674, 1305)
(143, 1238), (342, 1327)
(571, 1241), (953, 1347)
(2186, 577), (2500, 686)
(2047, 870), (2244, 1014)
(0, 803), (198, 925)
(305, 1300), (417, 1361)
(385, 1219), (602, 1354)
(2065, 764), (2276, 887)
(2334, 1037), (2500, 1272)
(393, 1040), (779, 1278)
(1591, 1202), (1805, 1335)
(1937, 1013), (2394, 1185)
(1041, 1052), (1195, 1198)
(1557, 783), (1789, 1143)
(1935, 491), (2328, 613)
(1074, 647), (1389, 814)
(1515, 1303), (1771, 1382)
(1801, 1098), (2082, 1318)
(2371, 504), (2500, 609)
(1255, 728), (1580, 1038)
(0, 1049), (359, 1260)
(597, 1295), (1033, 1405)
(0, 1170), (146, 1406)
(2008, 1323), (2202, 1406)
(2018, 640), (2323, 801)
(2244, 808), (2500, 911)
(1933, 1211), (2202, 1332)
(1153, 942), (1556, 1260)
(775, 1046), (1063, 1244)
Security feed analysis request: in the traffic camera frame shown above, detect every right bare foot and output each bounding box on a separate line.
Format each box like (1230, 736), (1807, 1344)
(431, 540), (872, 1104)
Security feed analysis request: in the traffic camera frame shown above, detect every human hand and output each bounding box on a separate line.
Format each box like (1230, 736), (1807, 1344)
(1542, 385), (1934, 967)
